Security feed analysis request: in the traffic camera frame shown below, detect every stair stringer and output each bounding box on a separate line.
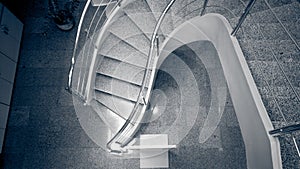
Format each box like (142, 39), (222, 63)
(157, 13), (282, 169)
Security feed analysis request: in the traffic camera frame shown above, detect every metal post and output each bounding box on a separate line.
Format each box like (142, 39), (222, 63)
(231, 0), (257, 36)
(156, 35), (160, 56)
(200, 0), (209, 16)
(269, 123), (300, 136)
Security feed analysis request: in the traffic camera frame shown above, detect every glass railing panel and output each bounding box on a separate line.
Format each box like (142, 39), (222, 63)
(69, 1), (108, 99)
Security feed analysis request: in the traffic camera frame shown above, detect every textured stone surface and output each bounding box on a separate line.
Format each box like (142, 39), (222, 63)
(94, 74), (141, 101)
(108, 15), (145, 41)
(248, 2), (300, 23)
(97, 57), (146, 86)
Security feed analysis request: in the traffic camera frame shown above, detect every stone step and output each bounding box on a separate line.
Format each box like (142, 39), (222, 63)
(115, 33), (151, 56)
(98, 34), (148, 68)
(90, 99), (126, 134)
(94, 74), (144, 102)
(94, 91), (136, 120)
(99, 32), (150, 57)
(125, 12), (159, 39)
(122, 0), (153, 14)
(145, 0), (172, 20)
(98, 50), (148, 69)
(122, 0), (157, 39)
(146, 0), (175, 35)
(104, 12), (152, 55)
(108, 14), (147, 41)
(171, 0), (202, 27)
(97, 56), (148, 86)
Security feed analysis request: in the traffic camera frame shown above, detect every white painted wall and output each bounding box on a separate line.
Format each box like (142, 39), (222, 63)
(158, 14), (282, 169)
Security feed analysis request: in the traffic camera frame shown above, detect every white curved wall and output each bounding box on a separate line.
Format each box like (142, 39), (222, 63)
(158, 14), (282, 169)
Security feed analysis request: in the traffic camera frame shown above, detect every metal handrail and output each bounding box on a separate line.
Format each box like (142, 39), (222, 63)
(106, 0), (176, 152)
(67, 0), (91, 93)
(231, 0), (257, 36)
(200, 0), (209, 16)
(269, 124), (300, 136)
(67, 0), (123, 103)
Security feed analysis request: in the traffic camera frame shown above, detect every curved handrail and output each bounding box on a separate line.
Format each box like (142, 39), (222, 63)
(67, 0), (91, 92)
(67, 0), (122, 100)
(106, 0), (176, 152)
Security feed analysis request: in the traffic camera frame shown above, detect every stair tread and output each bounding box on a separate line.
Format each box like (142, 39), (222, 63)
(94, 91), (136, 120)
(171, 0), (200, 23)
(108, 14), (146, 41)
(95, 74), (143, 102)
(99, 33), (124, 55)
(99, 32), (149, 57)
(120, 34), (151, 55)
(98, 34), (148, 68)
(97, 56), (148, 86)
(91, 99), (126, 134)
(145, 0), (173, 20)
(145, 0), (176, 35)
(99, 52), (148, 68)
(125, 12), (159, 39)
(171, 0), (197, 15)
(122, 0), (153, 14)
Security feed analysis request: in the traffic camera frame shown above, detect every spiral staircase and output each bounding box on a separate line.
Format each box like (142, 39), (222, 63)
(68, 0), (300, 168)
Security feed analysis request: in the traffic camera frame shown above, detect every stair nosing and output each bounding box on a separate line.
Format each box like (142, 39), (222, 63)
(94, 83), (141, 103)
(93, 98), (130, 122)
(108, 13), (152, 42)
(107, 32), (150, 56)
(99, 55), (147, 69)
(95, 71), (148, 88)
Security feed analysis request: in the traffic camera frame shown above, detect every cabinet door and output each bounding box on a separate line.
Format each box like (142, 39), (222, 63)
(0, 128), (5, 152)
(0, 30), (20, 62)
(0, 78), (13, 105)
(0, 104), (9, 128)
(0, 4), (3, 16)
(0, 52), (17, 82)
(0, 6), (23, 62)
(1, 7), (23, 42)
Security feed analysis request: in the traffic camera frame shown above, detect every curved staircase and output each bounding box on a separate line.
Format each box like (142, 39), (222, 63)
(89, 0), (172, 152)
(70, 0), (300, 167)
